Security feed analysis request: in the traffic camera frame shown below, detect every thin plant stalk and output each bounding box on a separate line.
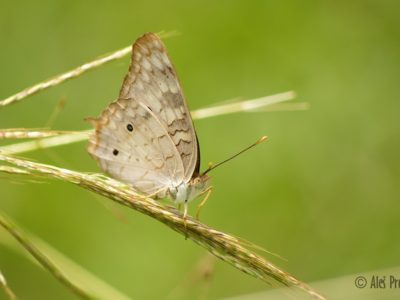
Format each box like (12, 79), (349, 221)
(0, 211), (95, 300)
(0, 31), (176, 108)
(0, 130), (92, 155)
(191, 91), (296, 119)
(0, 217), (131, 300)
(0, 92), (301, 155)
(0, 129), (79, 139)
(0, 46), (130, 108)
(0, 270), (17, 300)
(0, 154), (326, 300)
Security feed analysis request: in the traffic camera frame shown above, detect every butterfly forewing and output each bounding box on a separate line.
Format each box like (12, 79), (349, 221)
(119, 33), (199, 180)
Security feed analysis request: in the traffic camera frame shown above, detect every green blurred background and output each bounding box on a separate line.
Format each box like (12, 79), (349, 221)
(1, 1), (399, 299)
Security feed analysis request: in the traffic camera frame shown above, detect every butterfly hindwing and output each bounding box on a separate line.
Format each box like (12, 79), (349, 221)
(88, 98), (185, 196)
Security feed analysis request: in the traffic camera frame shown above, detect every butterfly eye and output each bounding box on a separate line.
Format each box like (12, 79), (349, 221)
(113, 149), (119, 156)
(126, 124), (133, 132)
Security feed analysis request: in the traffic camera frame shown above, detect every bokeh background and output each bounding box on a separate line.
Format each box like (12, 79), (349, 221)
(1, 1), (399, 299)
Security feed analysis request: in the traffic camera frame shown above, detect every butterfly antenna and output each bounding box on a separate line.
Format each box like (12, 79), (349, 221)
(202, 136), (268, 175)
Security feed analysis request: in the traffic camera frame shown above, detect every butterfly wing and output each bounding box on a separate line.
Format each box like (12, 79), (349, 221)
(119, 33), (200, 181)
(88, 97), (185, 196)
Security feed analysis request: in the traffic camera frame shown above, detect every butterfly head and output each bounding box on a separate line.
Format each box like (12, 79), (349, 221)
(169, 174), (210, 204)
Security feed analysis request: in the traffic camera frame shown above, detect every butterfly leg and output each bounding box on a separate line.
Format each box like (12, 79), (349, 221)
(195, 186), (213, 221)
(183, 203), (188, 219)
(183, 202), (189, 239)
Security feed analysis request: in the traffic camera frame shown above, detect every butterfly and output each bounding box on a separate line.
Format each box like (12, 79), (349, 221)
(87, 33), (212, 219)
(87, 32), (266, 220)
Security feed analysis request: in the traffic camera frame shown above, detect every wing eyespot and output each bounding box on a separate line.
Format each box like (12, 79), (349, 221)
(127, 123), (133, 132)
(113, 149), (119, 156)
